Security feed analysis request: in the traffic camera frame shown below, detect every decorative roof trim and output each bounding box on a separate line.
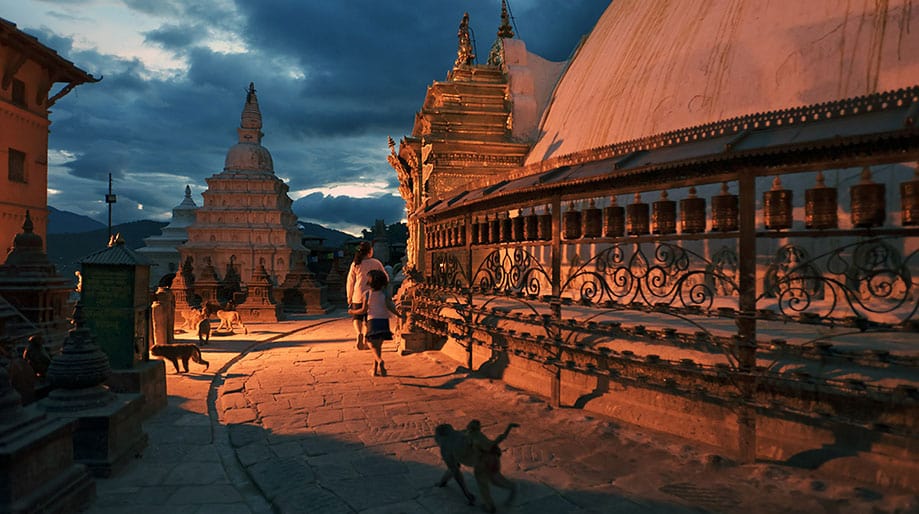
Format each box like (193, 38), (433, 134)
(510, 86), (919, 181)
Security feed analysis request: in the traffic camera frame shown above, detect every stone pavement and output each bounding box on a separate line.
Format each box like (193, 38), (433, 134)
(83, 313), (916, 514)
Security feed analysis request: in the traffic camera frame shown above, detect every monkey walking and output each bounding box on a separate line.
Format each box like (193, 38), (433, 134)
(434, 420), (519, 513)
(151, 343), (209, 373)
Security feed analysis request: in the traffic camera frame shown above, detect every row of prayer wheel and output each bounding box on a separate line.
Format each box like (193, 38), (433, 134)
(765, 167), (918, 230)
(426, 167), (919, 248)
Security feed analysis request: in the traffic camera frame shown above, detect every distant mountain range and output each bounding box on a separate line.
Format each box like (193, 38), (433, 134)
(44, 206), (357, 278)
(47, 206), (106, 234)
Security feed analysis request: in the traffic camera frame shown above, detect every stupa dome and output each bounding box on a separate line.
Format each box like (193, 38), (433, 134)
(527, 0), (919, 164)
(224, 82), (274, 173)
(224, 142), (274, 172)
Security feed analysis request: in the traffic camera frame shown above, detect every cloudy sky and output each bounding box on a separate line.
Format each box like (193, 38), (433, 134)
(3, 0), (609, 235)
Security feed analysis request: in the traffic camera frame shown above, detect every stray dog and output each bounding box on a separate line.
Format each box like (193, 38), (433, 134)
(434, 420), (518, 513)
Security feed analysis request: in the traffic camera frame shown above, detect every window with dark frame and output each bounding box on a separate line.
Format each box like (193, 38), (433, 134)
(8, 149), (26, 183)
(11, 79), (26, 107)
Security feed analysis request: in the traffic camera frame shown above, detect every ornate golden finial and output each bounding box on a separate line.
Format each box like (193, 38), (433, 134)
(246, 82), (256, 103)
(107, 232), (125, 247)
(388, 136), (396, 153)
(455, 12), (475, 68)
(498, 0), (514, 38)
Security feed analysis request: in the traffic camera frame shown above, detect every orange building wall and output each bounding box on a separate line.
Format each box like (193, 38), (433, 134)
(0, 55), (53, 255)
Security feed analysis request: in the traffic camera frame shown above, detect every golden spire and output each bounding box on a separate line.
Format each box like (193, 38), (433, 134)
(488, 1), (514, 66)
(454, 12), (475, 68)
(497, 0), (514, 38)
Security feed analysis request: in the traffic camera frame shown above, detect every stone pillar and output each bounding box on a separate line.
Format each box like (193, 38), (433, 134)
(39, 303), (148, 477)
(0, 364), (95, 513)
(150, 287), (175, 347)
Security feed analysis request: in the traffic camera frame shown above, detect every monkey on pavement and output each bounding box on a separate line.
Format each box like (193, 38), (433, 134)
(434, 420), (519, 513)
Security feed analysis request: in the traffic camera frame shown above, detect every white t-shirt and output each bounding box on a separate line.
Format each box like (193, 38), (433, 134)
(366, 290), (391, 320)
(347, 258), (386, 304)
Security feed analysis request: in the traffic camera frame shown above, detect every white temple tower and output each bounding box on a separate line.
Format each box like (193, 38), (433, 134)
(137, 185), (197, 286)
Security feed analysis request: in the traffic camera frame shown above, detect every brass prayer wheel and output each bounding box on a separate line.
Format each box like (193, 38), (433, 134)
(604, 196), (625, 237)
(805, 171), (837, 229)
(457, 222), (466, 246)
(901, 168), (919, 226)
(563, 201), (582, 240)
(512, 212), (525, 241)
(500, 214), (512, 242)
(764, 176), (793, 230)
(538, 205), (552, 240)
(480, 215), (490, 244)
(680, 186), (706, 233)
(626, 192), (650, 235)
(652, 190), (676, 234)
(583, 199), (602, 238)
(711, 182), (738, 232)
(524, 207), (539, 240)
(850, 167), (886, 228)
(490, 215), (501, 243)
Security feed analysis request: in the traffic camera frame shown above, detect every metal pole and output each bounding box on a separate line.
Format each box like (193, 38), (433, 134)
(737, 172), (758, 464)
(105, 173), (117, 241)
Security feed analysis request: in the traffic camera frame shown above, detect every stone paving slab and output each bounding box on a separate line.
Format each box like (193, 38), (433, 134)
(80, 314), (917, 514)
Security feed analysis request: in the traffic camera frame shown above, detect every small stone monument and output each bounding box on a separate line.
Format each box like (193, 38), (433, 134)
(39, 303), (148, 477)
(275, 258), (330, 315)
(237, 262), (281, 321)
(194, 257), (222, 307)
(0, 362), (95, 513)
(79, 235), (165, 419)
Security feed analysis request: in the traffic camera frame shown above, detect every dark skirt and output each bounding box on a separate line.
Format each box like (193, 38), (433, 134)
(367, 318), (393, 341)
(350, 303), (366, 322)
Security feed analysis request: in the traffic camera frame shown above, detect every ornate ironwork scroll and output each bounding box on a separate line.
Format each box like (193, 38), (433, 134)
(431, 251), (468, 289)
(561, 242), (739, 311)
(472, 248), (550, 295)
(758, 238), (918, 325)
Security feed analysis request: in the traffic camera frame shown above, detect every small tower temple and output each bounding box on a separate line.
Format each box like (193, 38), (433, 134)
(137, 185), (198, 286)
(179, 83), (308, 309)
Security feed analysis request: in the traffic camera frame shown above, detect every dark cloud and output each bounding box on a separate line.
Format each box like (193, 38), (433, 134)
(293, 193), (406, 227)
(143, 23), (203, 51)
(17, 0), (610, 230)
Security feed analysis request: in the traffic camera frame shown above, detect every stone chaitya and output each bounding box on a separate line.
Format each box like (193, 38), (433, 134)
(179, 83), (326, 320)
(0, 210), (73, 352)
